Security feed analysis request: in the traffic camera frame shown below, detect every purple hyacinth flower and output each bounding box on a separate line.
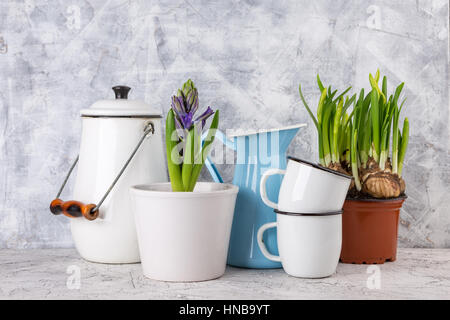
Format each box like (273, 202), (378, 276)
(194, 106), (215, 129)
(171, 96), (185, 115)
(170, 80), (215, 139)
(181, 112), (194, 130)
(174, 114), (183, 130)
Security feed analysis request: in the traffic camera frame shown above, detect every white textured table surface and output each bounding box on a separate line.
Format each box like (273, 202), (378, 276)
(0, 249), (449, 300)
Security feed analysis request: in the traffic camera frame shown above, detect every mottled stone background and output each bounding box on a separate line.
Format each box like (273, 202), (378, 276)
(0, 0), (448, 248)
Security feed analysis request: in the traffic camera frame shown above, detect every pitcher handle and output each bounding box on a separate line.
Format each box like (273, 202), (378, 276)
(260, 168), (286, 210)
(202, 129), (235, 183)
(257, 222), (281, 262)
(204, 157), (223, 183)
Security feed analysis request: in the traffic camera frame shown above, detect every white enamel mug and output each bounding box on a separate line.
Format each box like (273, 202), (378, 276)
(257, 210), (342, 278)
(260, 157), (352, 213)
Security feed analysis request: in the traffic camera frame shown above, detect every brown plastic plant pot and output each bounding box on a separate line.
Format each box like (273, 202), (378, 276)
(340, 196), (406, 264)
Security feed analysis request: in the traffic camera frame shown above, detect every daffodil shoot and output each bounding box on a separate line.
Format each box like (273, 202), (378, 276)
(299, 70), (409, 199)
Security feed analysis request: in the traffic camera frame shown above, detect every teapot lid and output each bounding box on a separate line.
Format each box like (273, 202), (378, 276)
(80, 86), (162, 118)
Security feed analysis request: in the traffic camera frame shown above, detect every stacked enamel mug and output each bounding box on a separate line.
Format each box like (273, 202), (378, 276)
(258, 156), (352, 278)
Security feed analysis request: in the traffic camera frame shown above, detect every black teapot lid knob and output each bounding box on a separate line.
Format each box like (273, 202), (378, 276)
(112, 86), (131, 99)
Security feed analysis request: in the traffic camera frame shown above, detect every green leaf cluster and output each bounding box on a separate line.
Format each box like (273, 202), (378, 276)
(299, 75), (355, 167)
(299, 70), (410, 192)
(165, 104), (219, 192)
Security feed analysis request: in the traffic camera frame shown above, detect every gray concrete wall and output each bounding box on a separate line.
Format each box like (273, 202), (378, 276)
(0, 0), (448, 248)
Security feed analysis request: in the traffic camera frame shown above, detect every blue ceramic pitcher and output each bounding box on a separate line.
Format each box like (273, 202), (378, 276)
(205, 124), (306, 268)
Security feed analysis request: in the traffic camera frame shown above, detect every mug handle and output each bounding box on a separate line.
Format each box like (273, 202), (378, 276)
(257, 222), (281, 262)
(260, 168), (286, 209)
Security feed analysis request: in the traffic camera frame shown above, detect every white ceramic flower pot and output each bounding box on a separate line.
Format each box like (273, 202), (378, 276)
(129, 182), (238, 282)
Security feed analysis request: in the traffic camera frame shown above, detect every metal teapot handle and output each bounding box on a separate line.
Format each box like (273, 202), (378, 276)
(50, 122), (155, 221)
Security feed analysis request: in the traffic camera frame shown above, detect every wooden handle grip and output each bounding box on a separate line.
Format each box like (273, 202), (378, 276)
(50, 199), (99, 221)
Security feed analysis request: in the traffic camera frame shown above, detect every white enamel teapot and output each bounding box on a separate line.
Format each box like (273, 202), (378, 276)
(50, 86), (167, 263)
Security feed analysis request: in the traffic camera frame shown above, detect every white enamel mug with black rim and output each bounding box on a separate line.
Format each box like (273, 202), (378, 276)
(260, 156), (352, 213)
(257, 210), (342, 278)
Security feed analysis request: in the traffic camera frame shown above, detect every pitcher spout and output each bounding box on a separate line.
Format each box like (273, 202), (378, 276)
(273, 123), (307, 152)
